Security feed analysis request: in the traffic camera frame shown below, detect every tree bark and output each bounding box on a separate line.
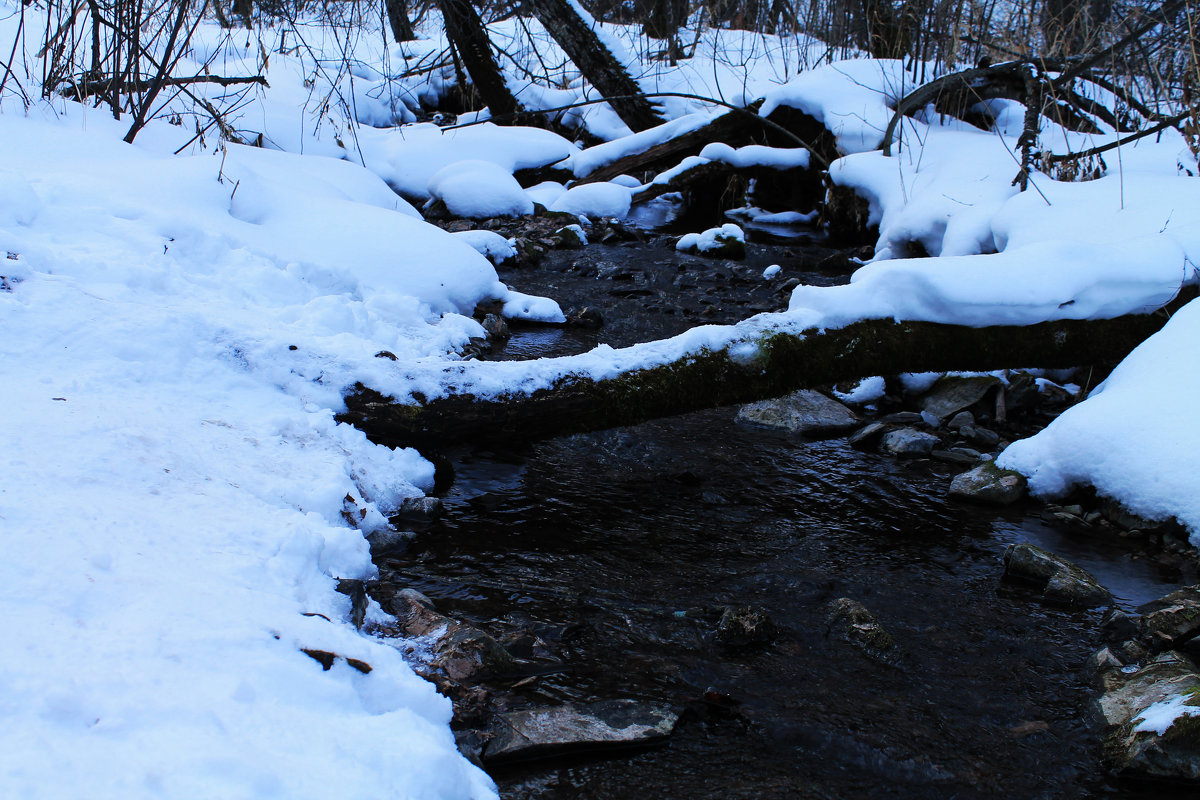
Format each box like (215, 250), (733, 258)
(527, 0), (664, 132)
(438, 0), (522, 119)
(338, 294), (1192, 449)
(385, 0), (416, 42)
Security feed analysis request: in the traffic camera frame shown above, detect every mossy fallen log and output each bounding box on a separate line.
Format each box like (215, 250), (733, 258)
(338, 293), (1192, 449)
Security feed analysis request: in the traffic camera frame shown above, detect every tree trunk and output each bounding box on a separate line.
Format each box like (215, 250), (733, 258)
(385, 0), (416, 42)
(438, 0), (522, 119)
(528, 0), (664, 132)
(338, 295), (1191, 449)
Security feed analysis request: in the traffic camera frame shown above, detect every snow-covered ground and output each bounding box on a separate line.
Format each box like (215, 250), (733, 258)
(2, 1), (1199, 796)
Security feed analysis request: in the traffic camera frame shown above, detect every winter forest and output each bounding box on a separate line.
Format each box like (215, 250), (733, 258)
(1, 0), (1199, 795)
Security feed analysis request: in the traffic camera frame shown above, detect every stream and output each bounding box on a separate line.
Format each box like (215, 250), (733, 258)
(378, 228), (1190, 798)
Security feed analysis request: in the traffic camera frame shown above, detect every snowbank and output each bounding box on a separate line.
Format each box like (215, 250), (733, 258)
(999, 298), (1200, 533)
(0, 106), (500, 798)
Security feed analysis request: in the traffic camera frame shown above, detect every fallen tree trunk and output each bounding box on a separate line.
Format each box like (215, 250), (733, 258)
(339, 293), (1192, 449)
(527, 0), (664, 132)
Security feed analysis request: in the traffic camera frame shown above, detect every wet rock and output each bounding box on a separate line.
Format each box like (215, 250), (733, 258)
(848, 421), (890, 450)
(736, 390), (858, 436)
(365, 527), (413, 556)
(881, 411), (924, 425)
(1001, 543), (1110, 607)
(1100, 608), (1141, 645)
(1102, 499), (1164, 532)
(825, 598), (898, 664)
(931, 449), (979, 465)
(948, 461), (1026, 505)
(335, 578), (369, 630)
(1097, 651), (1200, 783)
(921, 375), (1001, 420)
(371, 585), (515, 681)
(481, 313), (510, 341)
(483, 700), (679, 765)
(1096, 651), (1199, 726)
(879, 428), (938, 457)
(947, 411), (974, 430)
(1005, 372), (1041, 412)
(1137, 586), (1200, 653)
(396, 496), (444, 522)
(958, 424), (1001, 449)
(565, 306), (604, 328)
(714, 605), (777, 648)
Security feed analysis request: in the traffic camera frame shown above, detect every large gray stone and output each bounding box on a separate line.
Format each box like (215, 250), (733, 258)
(736, 390), (858, 436)
(879, 427), (938, 457)
(483, 700), (679, 765)
(921, 375), (1001, 420)
(1097, 652), (1200, 783)
(1001, 543), (1110, 607)
(948, 461), (1026, 505)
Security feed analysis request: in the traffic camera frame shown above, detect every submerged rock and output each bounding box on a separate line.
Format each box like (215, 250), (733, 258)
(397, 495), (444, 522)
(1001, 543), (1110, 607)
(825, 597), (898, 664)
(482, 700), (679, 765)
(714, 605), (777, 648)
(736, 390), (858, 436)
(879, 427), (938, 457)
(948, 461), (1026, 505)
(371, 585), (515, 681)
(921, 375), (1000, 420)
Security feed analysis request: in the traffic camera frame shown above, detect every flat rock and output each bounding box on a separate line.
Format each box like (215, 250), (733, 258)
(879, 427), (938, 457)
(1001, 543), (1110, 607)
(736, 390), (858, 436)
(948, 461), (1026, 505)
(483, 700), (679, 765)
(921, 375), (1000, 420)
(848, 421), (890, 450)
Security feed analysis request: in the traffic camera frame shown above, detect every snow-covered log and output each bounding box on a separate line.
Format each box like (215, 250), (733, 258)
(339, 296), (1191, 448)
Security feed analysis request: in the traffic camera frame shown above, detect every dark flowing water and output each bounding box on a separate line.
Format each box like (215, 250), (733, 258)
(379, 234), (1187, 799)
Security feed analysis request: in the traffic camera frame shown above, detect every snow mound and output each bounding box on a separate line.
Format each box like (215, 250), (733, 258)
(428, 160), (534, 218)
(549, 181), (633, 218)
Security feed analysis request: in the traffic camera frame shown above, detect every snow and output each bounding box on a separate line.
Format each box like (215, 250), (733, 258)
(453, 230), (519, 265)
(357, 123), (578, 202)
(999, 298), (1200, 531)
(0, 102), (511, 799)
(428, 159), (535, 218)
(677, 223), (745, 254)
(1132, 693), (1200, 735)
(5, 0), (1200, 793)
(763, 264), (782, 278)
(549, 181), (633, 218)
